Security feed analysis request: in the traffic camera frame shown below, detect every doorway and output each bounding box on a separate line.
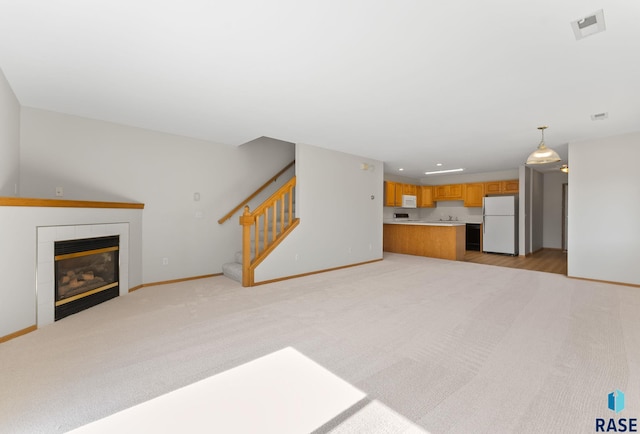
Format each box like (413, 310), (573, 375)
(562, 183), (568, 252)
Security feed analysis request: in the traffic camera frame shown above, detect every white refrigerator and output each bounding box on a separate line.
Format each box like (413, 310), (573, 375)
(483, 196), (518, 255)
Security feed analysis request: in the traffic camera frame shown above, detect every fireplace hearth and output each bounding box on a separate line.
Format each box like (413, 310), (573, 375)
(54, 235), (119, 321)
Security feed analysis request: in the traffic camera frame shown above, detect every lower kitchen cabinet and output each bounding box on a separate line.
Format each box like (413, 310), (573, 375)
(383, 224), (465, 261)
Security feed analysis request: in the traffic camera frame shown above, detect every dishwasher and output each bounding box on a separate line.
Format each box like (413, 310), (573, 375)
(465, 223), (481, 251)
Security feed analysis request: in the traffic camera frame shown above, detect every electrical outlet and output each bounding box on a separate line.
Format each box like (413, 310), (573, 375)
(162, 257), (169, 266)
(55, 187), (64, 197)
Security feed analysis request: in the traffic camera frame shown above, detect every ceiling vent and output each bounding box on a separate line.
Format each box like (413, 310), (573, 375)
(571, 9), (606, 40)
(591, 112), (609, 121)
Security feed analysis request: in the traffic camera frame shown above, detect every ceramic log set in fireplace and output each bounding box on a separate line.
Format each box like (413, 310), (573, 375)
(54, 235), (120, 321)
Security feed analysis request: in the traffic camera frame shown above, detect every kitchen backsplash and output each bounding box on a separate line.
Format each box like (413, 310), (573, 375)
(383, 200), (483, 223)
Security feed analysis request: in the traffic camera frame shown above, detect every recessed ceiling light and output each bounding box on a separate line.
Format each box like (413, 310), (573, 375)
(398, 168), (404, 171)
(436, 163), (443, 167)
(591, 112), (608, 121)
(571, 9), (606, 40)
(424, 168), (464, 175)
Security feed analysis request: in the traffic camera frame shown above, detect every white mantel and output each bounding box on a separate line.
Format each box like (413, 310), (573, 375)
(0, 198), (143, 340)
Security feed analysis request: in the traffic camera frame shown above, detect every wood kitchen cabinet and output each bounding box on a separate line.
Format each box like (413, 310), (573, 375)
(418, 185), (434, 208)
(484, 181), (502, 195)
(485, 179), (519, 195)
(383, 223), (465, 261)
(464, 183), (484, 207)
(434, 185), (446, 200)
(386, 179), (516, 207)
(402, 184), (417, 196)
(434, 184), (465, 201)
(502, 179), (519, 193)
(385, 181), (422, 207)
(384, 181), (393, 206)
(384, 181), (402, 207)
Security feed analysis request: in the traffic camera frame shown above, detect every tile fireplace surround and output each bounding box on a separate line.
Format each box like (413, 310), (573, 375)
(37, 223), (129, 327)
(0, 197), (143, 341)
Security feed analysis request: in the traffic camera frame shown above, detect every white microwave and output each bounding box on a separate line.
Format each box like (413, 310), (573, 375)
(401, 194), (417, 208)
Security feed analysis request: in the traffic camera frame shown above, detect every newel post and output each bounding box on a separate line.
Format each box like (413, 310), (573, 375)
(239, 206), (254, 286)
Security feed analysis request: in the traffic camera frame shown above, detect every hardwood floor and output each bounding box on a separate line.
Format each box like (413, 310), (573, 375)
(464, 249), (567, 275)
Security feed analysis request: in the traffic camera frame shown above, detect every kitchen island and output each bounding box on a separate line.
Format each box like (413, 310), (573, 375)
(383, 221), (466, 261)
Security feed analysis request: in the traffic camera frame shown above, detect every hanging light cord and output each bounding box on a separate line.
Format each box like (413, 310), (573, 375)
(538, 126), (547, 148)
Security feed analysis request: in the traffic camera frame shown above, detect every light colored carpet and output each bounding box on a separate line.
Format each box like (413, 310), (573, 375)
(1, 253), (639, 433)
(68, 347), (368, 433)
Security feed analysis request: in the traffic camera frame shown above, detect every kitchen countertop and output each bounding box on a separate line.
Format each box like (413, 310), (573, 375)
(383, 220), (466, 226)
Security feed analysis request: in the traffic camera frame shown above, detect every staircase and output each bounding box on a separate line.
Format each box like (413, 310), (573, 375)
(221, 251), (245, 283)
(221, 208), (290, 283)
(220, 164), (299, 286)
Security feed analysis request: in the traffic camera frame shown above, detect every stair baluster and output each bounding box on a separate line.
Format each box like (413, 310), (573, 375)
(237, 176), (299, 286)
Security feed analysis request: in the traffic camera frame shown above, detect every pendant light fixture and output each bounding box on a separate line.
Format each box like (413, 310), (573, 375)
(526, 126), (561, 164)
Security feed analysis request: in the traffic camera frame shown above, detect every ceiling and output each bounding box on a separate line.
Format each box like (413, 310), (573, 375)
(1, 1), (638, 179)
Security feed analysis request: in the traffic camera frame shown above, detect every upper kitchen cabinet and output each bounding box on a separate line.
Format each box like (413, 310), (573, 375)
(403, 183), (417, 196)
(418, 185), (434, 208)
(384, 181), (403, 207)
(464, 183), (484, 207)
(386, 179), (516, 207)
(434, 184), (465, 201)
(484, 181), (502, 195)
(503, 180), (519, 193)
(485, 179), (519, 195)
(385, 181), (432, 207)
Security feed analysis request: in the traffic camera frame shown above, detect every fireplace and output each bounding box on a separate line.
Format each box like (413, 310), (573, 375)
(54, 235), (120, 321)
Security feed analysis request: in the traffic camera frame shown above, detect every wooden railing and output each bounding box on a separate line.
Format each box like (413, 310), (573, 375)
(217, 160), (295, 224)
(239, 176), (299, 286)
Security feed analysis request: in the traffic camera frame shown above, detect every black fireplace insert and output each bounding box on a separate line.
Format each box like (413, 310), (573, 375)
(54, 235), (119, 321)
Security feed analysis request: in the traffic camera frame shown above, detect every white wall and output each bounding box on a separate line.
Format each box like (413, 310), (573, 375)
(518, 166), (527, 255)
(568, 131), (640, 285)
(418, 202), (483, 223)
(0, 68), (20, 196)
(383, 205), (479, 224)
(19, 108), (295, 283)
(518, 166), (544, 255)
(254, 143), (383, 282)
(531, 169), (544, 252)
(420, 169), (519, 186)
(383, 173), (420, 184)
(542, 171), (568, 249)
